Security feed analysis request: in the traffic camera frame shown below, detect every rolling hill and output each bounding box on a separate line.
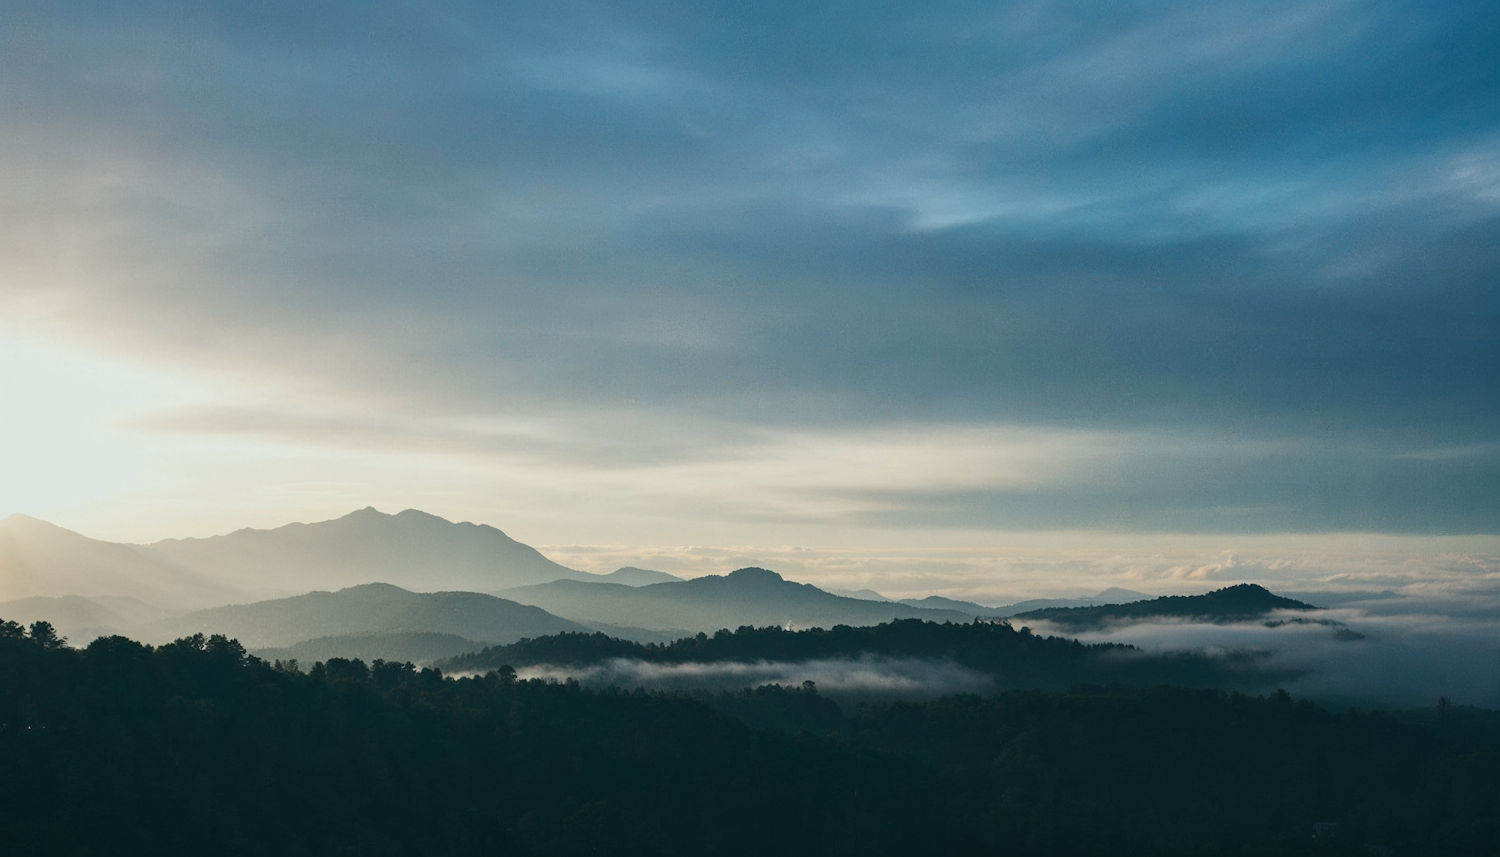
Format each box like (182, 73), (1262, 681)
(597, 566), (683, 586)
(898, 595), (1000, 613)
(138, 582), (588, 648)
(497, 567), (975, 633)
(986, 588), (1153, 616)
(1014, 583), (1318, 630)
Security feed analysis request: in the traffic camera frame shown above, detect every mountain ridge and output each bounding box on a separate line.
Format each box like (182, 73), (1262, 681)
(142, 507), (594, 596)
(0, 514), (241, 608)
(1014, 583), (1318, 630)
(498, 566), (977, 633)
(596, 566), (683, 586)
(139, 582), (588, 648)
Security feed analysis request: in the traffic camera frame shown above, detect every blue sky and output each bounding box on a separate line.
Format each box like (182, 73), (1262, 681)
(0, 1), (1496, 547)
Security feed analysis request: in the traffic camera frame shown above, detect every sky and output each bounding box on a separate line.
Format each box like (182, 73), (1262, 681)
(1, 1), (1497, 592)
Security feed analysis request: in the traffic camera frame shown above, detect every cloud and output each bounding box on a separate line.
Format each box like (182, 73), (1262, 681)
(1048, 590), (1500, 708)
(470, 590), (1500, 710)
(0, 1), (1496, 537)
(503, 654), (996, 699)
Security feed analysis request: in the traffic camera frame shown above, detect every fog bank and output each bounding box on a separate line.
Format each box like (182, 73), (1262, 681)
(501, 655), (996, 702)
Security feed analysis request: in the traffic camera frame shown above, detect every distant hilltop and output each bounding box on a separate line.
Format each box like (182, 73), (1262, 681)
(1014, 583), (1318, 630)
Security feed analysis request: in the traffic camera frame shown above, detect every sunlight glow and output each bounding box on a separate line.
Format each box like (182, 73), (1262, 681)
(0, 326), (200, 517)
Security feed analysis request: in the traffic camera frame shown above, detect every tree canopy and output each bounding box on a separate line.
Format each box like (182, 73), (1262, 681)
(1, 618), (1496, 855)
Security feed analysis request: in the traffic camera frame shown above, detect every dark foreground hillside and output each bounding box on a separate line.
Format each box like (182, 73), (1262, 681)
(2, 619), (1497, 856)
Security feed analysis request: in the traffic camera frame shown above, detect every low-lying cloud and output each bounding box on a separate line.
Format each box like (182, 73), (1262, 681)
(1047, 594), (1500, 709)
(507, 655), (996, 700)
(470, 587), (1500, 711)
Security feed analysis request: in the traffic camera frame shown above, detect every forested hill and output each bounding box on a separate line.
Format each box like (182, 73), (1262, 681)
(439, 619), (1295, 694)
(1014, 583), (1318, 629)
(2, 617), (1496, 855)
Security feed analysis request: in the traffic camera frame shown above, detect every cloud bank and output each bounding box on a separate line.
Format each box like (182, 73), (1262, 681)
(508, 655), (996, 701)
(1049, 592), (1500, 709)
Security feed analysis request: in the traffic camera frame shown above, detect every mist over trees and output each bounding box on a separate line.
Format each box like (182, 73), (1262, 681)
(439, 618), (1298, 695)
(3, 617), (1497, 855)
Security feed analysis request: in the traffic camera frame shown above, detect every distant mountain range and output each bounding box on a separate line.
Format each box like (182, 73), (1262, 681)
(498, 567), (976, 634)
(3, 507), (1324, 663)
(1014, 584), (1318, 630)
(992, 588), (1153, 615)
(898, 595), (998, 613)
(136, 583), (588, 648)
(1, 508), (685, 607)
(144, 507), (595, 596)
(827, 588), (892, 602)
(0, 514), (239, 608)
(594, 566), (683, 586)
(830, 587), (1156, 616)
(822, 591), (1158, 618)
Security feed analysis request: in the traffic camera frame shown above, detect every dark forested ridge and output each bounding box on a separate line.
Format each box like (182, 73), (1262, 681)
(438, 618), (1297, 694)
(1015, 583), (1320, 629)
(3, 617), (1497, 856)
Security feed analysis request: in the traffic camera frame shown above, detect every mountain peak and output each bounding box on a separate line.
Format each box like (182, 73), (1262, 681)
(337, 582), (415, 596)
(1015, 582), (1317, 629)
(1203, 583), (1311, 609)
(724, 567), (784, 584)
(600, 566), (683, 586)
(2, 513), (61, 530)
(0, 514), (95, 542)
(141, 508), (586, 596)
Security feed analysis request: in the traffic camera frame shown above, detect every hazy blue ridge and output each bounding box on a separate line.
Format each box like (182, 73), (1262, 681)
(497, 566), (976, 633)
(142, 507), (596, 594)
(141, 582), (588, 648)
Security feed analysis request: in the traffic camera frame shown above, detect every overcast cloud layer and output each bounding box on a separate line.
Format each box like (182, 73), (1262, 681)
(1, 1), (1497, 538)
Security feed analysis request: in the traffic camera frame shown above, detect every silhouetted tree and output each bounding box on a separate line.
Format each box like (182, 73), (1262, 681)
(27, 620), (64, 648)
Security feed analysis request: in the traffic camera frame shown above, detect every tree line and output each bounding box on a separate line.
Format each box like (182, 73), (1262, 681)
(439, 618), (1294, 692)
(2, 617), (1496, 855)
